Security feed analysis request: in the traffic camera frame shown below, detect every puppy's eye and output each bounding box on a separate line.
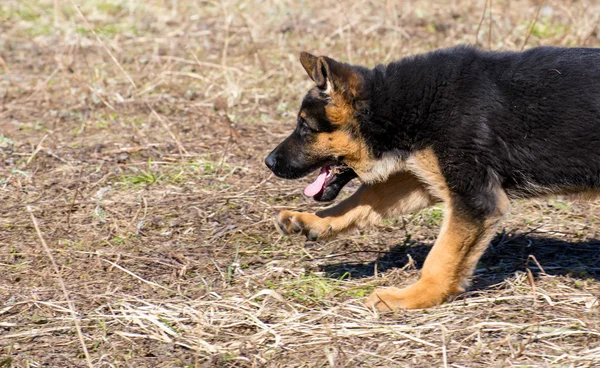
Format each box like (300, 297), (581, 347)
(300, 118), (317, 133)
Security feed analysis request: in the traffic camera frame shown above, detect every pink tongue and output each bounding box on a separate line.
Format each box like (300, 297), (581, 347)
(304, 167), (329, 197)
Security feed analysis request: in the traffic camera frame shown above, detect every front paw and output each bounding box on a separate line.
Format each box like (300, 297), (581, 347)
(365, 281), (450, 311)
(274, 210), (335, 241)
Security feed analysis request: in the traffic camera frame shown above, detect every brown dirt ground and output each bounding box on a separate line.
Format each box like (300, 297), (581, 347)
(1, 0), (600, 367)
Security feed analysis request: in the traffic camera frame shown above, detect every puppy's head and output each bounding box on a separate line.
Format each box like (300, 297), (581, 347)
(265, 52), (372, 202)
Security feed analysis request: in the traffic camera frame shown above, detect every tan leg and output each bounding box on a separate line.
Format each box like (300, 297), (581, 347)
(366, 150), (509, 311)
(365, 149), (510, 310)
(275, 171), (436, 240)
(365, 202), (505, 310)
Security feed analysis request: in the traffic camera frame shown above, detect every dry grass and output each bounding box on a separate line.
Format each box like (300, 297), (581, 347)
(1, 0), (600, 366)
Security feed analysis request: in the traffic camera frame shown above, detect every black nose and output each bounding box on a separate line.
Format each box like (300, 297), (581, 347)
(265, 152), (277, 170)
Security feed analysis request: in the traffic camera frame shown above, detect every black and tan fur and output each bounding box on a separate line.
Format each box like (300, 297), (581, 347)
(264, 46), (600, 310)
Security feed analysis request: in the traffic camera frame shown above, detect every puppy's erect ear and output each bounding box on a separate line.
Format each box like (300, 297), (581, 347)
(299, 52), (362, 98)
(300, 52), (327, 89)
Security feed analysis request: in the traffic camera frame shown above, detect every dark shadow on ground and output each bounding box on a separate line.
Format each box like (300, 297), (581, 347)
(319, 232), (600, 288)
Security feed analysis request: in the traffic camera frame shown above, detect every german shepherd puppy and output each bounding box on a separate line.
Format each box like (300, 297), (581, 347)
(264, 46), (600, 311)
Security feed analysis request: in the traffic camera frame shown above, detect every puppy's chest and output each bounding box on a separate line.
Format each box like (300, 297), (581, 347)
(365, 149), (450, 202)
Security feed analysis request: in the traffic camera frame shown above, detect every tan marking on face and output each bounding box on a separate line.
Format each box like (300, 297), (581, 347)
(325, 86), (351, 124)
(311, 130), (369, 172)
(309, 130), (409, 184)
(325, 102), (355, 126)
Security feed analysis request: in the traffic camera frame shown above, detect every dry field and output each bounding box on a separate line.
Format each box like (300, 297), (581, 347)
(1, 0), (600, 366)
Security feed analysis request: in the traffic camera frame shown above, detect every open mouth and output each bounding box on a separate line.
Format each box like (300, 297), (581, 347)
(304, 165), (357, 202)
